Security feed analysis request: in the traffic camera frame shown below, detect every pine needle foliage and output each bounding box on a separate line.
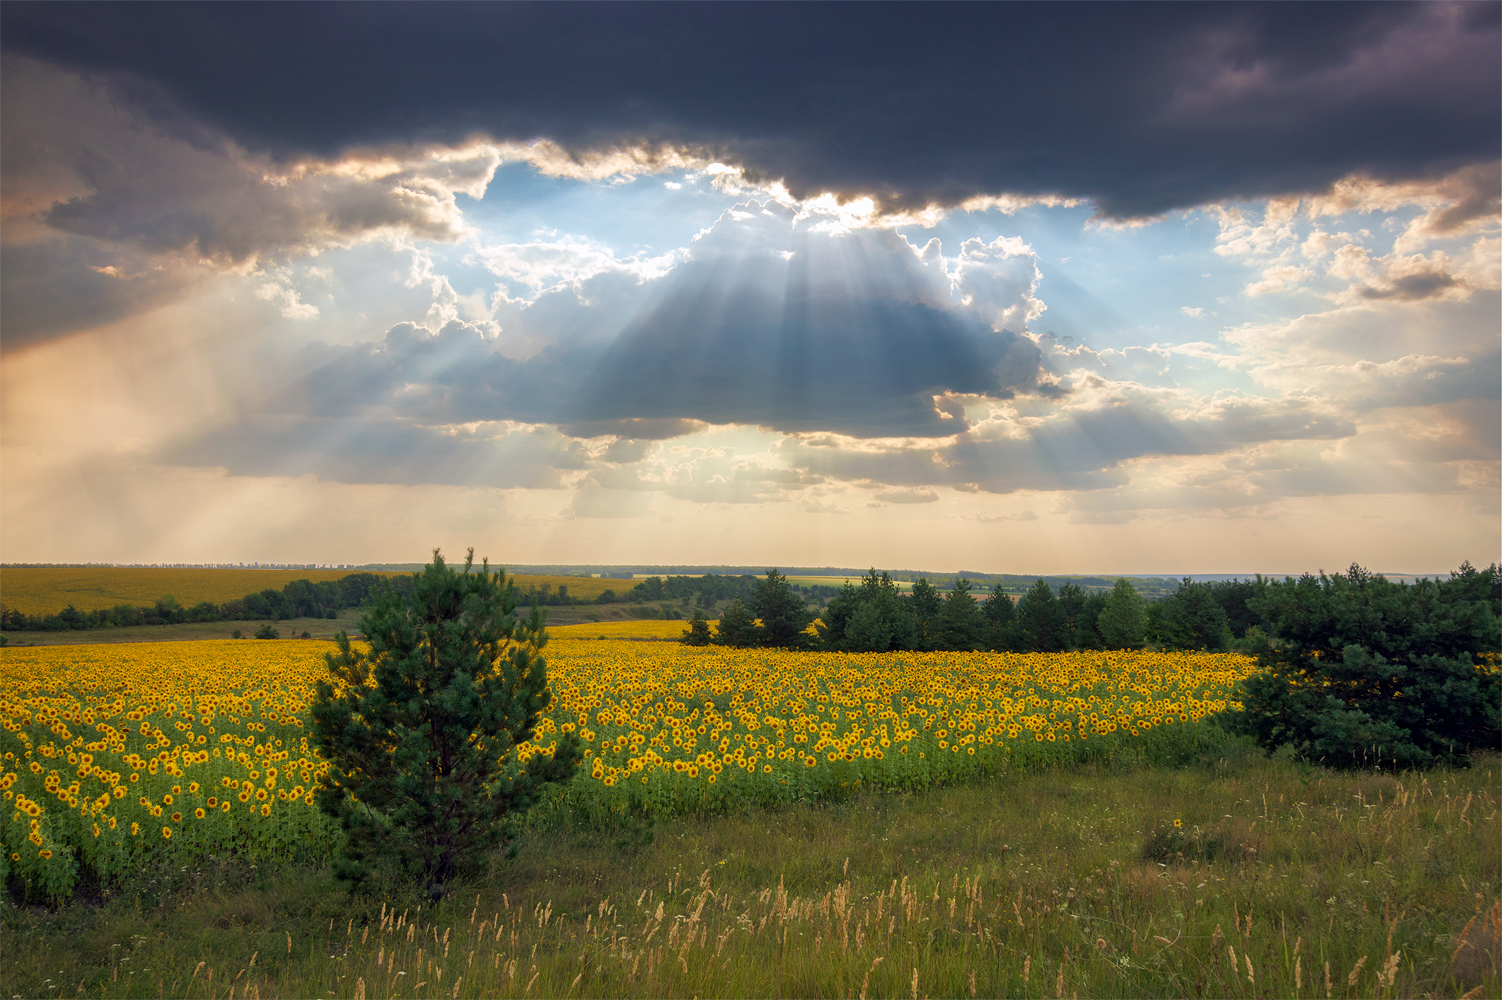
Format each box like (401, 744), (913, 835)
(311, 549), (581, 899)
(1219, 562), (1501, 768)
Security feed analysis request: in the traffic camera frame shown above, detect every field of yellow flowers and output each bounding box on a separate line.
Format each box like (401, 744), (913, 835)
(0, 633), (1256, 900)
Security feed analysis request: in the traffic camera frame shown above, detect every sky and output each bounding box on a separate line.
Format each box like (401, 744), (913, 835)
(1, 2), (1498, 574)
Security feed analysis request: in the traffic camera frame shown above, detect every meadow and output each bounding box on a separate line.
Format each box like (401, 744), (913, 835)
(0, 569), (616, 617)
(1, 631), (1497, 998)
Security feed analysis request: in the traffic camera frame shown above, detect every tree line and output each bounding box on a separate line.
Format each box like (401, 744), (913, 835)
(681, 568), (1271, 653)
(680, 563), (1500, 768)
(0, 573), (393, 632)
(603, 573), (841, 609)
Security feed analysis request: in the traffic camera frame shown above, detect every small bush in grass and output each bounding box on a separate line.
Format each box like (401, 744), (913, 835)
(253, 623), (279, 639)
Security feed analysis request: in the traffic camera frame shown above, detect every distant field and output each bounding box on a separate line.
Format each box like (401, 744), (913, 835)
(551, 618), (714, 639)
(788, 574), (915, 592)
(510, 574), (618, 601)
(0, 567), (613, 615)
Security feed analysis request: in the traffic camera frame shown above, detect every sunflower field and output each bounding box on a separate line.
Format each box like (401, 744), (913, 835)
(0, 633), (1257, 900)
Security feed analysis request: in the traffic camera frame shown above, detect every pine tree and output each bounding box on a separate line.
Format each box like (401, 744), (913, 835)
(1148, 579), (1232, 650)
(908, 579), (943, 650)
(1056, 582), (1088, 649)
(1096, 578), (1146, 649)
(311, 549), (581, 899)
(937, 579), (985, 650)
(982, 583), (1018, 651)
(749, 569), (813, 648)
(1219, 563), (1501, 768)
(679, 607), (713, 646)
(712, 597), (759, 647)
(1017, 579), (1060, 652)
(845, 600), (894, 652)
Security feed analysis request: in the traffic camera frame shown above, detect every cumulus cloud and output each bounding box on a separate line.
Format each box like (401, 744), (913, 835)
(0, 57), (501, 265)
(208, 203), (1051, 447)
(961, 509), (1038, 523)
(779, 386), (1355, 497)
(157, 193), (1068, 489)
(871, 488), (940, 504)
(1328, 246), (1474, 303)
(1245, 264), (1314, 297)
(561, 203), (1049, 437)
(1305, 162), (1502, 252)
(253, 281), (319, 319)
(470, 235), (682, 301)
(1203, 162), (1499, 306)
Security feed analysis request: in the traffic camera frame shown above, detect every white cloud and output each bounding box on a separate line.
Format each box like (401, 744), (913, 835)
(1304, 163), (1502, 253)
(253, 281), (319, 319)
(950, 236), (1046, 332)
(1210, 198), (1301, 258)
(961, 509), (1038, 522)
(470, 235), (681, 301)
(1245, 264), (1313, 296)
(1327, 245), (1475, 303)
(871, 487), (940, 504)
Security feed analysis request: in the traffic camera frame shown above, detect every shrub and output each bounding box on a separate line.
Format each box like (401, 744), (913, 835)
(680, 608), (712, 646)
(254, 624), (279, 639)
(1218, 563), (1501, 768)
(712, 598), (759, 648)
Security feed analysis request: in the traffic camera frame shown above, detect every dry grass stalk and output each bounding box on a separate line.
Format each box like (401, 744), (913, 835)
(1450, 899), (1502, 987)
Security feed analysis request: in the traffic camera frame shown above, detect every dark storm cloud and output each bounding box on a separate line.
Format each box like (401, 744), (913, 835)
(0, 236), (195, 347)
(561, 418), (709, 441)
(562, 254), (1045, 438)
(4, 2), (1496, 218)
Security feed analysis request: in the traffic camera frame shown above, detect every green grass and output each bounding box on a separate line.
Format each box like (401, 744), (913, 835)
(4, 748), (1497, 999)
